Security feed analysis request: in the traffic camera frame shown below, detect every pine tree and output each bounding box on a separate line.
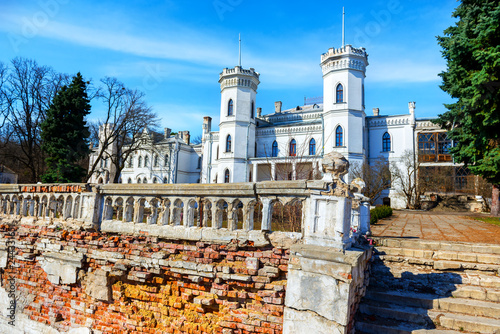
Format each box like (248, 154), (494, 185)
(41, 72), (91, 183)
(434, 0), (500, 216)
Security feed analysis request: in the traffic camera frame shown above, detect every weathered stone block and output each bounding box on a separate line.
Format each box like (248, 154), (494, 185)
(283, 307), (343, 334)
(38, 251), (84, 285)
(84, 268), (111, 302)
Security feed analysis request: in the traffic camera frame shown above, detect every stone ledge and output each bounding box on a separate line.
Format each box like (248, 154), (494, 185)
(101, 220), (301, 247)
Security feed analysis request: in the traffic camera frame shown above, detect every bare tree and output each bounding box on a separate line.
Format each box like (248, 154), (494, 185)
(390, 149), (423, 209)
(88, 77), (159, 183)
(0, 58), (69, 182)
(351, 157), (391, 205)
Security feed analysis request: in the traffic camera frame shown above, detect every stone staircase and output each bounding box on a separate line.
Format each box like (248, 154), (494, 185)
(355, 238), (500, 334)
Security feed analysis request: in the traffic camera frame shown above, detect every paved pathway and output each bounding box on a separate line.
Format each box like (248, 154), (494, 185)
(370, 211), (500, 244)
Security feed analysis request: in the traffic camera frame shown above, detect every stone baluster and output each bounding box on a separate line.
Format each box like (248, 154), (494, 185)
(227, 202), (237, 231)
(243, 202), (254, 231)
(359, 201), (371, 235)
(260, 197), (273, 231)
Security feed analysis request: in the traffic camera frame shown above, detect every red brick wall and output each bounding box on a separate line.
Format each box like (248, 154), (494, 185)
(0, 223), (289, 334)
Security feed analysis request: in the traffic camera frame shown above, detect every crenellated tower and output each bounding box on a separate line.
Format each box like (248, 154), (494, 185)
(217, 66), (260, 183)
(321, 45), (369, 171)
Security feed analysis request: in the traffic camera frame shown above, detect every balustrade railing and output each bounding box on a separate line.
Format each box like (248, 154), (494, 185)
(0, 169), (371, 249)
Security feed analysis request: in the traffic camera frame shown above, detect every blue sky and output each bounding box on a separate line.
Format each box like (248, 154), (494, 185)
(0, 0), (458, 138)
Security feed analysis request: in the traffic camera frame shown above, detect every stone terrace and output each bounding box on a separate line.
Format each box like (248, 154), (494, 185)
(370, 211), (500, 244)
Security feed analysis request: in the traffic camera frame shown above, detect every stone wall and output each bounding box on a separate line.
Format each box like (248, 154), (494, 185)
(0, 159), (373, 334)
(0, 220), (291, 334)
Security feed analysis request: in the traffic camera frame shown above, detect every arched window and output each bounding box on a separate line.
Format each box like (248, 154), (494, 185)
(224, 169), (230, 183)
(197, 157), (202, 169)
(336, 84), (344, 103)
(128, 157), (133, 168)
(383, 132), (391, 152)
(251, 101), (255, 119)
(335, 126), (343, 147)
(289, 139), (296, 157)
(226, 135), (232, 152)
(272, 141), (278, 157)
(228, 99), (234, 116)
(143, 178), (148, 184)
(309, 138), (316, 155)
(154, 155), (158, 167)
(164, 154), (169, 167)
(127, 178), (132, 184)
(153, 177), (158, 183)
(163, 177), (168, 184)
(138, 156), (142, 168)
(145, 155), (149, 167)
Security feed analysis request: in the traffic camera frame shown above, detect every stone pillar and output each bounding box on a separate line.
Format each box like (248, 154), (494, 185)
(283, 152), (372, 334)
(359, 201), (371, 235)
(292, 161), (297, 180)
(271, 163), (276, 181)
(252, 163), (258, 182)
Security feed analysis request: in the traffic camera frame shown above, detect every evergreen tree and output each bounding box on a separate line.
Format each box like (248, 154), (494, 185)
(434, 0), (500, 216)
(41, 72), (91, 183)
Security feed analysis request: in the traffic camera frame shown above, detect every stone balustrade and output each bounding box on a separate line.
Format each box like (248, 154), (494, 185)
(0, 177), (370, 250)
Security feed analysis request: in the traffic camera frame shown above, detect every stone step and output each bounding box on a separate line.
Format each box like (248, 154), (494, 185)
(372, 238), (500, 255)
(355, 320), (469, 334)
(373, 254), (500, 273)
(359, 302), (434, 327)
(429, 311), (500, 333)
(358, 302), (500, 333)
(375, 246), (500, 265)
(364, 290), (500, 319)
(370, 261), (500, 290)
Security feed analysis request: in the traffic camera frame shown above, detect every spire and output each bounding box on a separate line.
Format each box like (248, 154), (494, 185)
(238, 33), (242, 67)
(342, 7), (345, 47)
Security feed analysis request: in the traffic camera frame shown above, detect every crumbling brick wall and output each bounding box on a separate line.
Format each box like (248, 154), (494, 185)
(0, 222), (289, 334)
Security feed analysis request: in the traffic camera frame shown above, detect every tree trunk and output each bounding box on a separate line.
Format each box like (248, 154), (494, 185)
(492, 184), (499, 217)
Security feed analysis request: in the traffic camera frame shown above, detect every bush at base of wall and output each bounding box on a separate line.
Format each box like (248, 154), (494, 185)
(370, 205), (393, 225)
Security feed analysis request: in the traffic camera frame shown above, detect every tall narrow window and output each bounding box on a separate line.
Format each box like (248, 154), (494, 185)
(224, 169), (230, 183)
(309, 138), (316, 155)
(335, 126), (343, 147)
(251, 101), (255, 119)
(128, 157), (133, 168)
(382, 132), (391, 152)
(249, 171), (252, 182)
(216, 145), (219, 159)
(138, 156), (142, 167)
(336, 84), (344, 103)
(197, 157), (202, 169)
(272, 141), (278, 157)
(289, 139), (296, 156)
(145, 155), (149, 167)
(228, 99), (234, 116)
(226, 135), (232, 152)
(164, 154), (169, 167)
(154, 155), (158, 167)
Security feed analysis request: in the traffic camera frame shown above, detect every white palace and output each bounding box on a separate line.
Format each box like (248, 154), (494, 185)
(90, 44), (460, 209)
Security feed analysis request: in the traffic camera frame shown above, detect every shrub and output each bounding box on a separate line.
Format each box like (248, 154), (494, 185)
(370, 205), (393, 225)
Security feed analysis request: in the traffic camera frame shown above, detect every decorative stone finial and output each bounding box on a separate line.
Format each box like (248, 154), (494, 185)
(351, 178), (366, 194)
(321, 152), (349, 182)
